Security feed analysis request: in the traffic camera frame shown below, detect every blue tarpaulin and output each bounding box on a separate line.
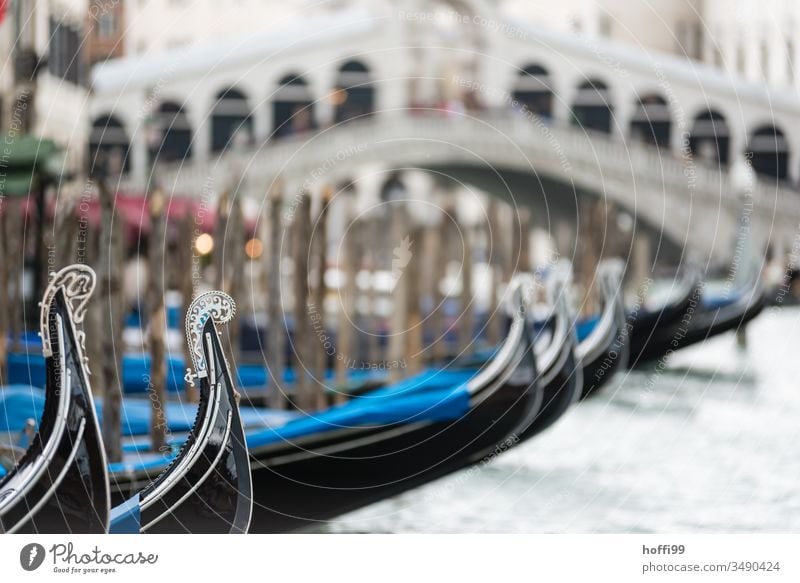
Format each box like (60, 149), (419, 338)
(1, 365), (473, 477)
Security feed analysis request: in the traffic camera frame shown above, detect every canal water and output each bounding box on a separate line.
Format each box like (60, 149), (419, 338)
(323, 306), (800, 533)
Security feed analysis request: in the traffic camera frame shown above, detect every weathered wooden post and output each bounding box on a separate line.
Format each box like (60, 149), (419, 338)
(98, 179), (124, 463)
(266, 183), (286, 408)
(517, 207), (531, 274)
(148, 189), (168, 452)
(0, 206), (8, 383)
(405, 224), (424, 375)
(387, 204), (410, 382)
(227, 195), (245, 361)
(429, 215), (447, 362)
(55, 197), (77, 267)
(6, 203), (22, 353)
(485, 200), (505, 347)
(334, 215), (359, 400)
(366, 219), (382, 367)
(292, 191), (313, 409)
(458, 222), (475, 356)
(214, 190), (230, 291)
(578, 199), (606, 314)
(632, 234), (652, 300)
(85, 223), (105, 399)
(179, 212), (198, 402)
(312, 187), (332, 408)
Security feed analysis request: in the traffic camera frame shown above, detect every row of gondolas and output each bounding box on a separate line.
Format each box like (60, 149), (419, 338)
(0, 259), (764, 533)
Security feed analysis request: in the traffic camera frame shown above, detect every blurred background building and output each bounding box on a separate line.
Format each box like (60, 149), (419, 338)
(2, 0), (799, 266)
(77, 0), (800, 269)
(1, 0), (88, 177)
(85, 0), (125, 66)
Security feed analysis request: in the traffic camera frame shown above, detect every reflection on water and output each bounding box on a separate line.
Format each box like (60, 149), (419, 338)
(324, 307), (800, 533)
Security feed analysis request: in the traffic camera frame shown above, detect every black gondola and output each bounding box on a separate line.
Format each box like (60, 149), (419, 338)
(628, 266), (764, 363)
(0, 265), (109, 534)
(110, 291), (252, 533)
(110, 276), (543, 532)
(515, 265), (582, 443)
(578, 260), (629, 399)
(627, 265), (701, 366)
(225, 277), (544, 532)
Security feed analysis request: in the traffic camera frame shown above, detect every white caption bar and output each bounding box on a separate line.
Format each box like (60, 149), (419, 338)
(1, 534), (797, 582)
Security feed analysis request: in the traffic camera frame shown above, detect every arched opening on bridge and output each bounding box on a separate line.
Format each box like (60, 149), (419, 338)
(380, 173), (406, 204)
(571, 79), (613, 133)
(273, 74), (315, 138)
(334, 60), (374, 124)
(512, 64), (553, 119)
(747, 125), (790, 180)
(89, 114), (130, 176)
(149, 102), (192, 163)
(630, 94), (671, 147)
(689, 110), (729, 168)
(211, 88), (253, 153)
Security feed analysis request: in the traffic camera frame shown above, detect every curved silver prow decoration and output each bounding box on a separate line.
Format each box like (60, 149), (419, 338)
(503, 272), (539, 319)
(184, 291), (236, 385)
(598, 258), (625, 303)
(39, 265), (96, 366)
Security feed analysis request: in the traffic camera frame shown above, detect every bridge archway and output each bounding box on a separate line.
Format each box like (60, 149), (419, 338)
(421, 164), (684, 263)
(211, 87), (253, 152)
(689, 109), (729, 168)
(89, 114), (130, 176)
(334, 60), (374, 123)
(273, 74), (315, 138)
(747, 124), (790, 180)
(630, 94), (671, 147)
(512, 64), (553, 119)
(150, 101), (192, 163)
(571, 79), (613, 133)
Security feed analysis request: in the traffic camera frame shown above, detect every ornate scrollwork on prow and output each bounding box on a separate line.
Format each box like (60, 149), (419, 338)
(184, 291), (236, 385)
(39, 265), (97, 369)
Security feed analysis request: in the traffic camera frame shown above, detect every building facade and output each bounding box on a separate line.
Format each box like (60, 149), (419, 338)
(85, 0), (125, 65)
(1, 0), (89, 178)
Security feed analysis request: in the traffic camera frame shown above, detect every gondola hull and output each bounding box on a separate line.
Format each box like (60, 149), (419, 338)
(519, 338), (581, 443)
(626, 269), (701, 367)
(247, 376), (539, 532)
(628, 282), (764, 364)
(0, 279), (108, 534)
(111, 311), (543, 533)
(579, 338), (626, 399)
(110, 291), (253, 534)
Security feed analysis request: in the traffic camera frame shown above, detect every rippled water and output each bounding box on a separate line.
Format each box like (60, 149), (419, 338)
(323, 306), (800, 533)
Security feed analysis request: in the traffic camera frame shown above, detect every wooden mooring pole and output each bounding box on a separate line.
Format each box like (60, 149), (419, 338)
(148, 189), (168, 452)
(292, 191), (314, 410)
(406, 225), (424, 374)
(179, 212), (198, 402)
(6, 202), (22, 353)
(266, 183), (286, 408)
(486, 200), (505, 348)
(457, 224), (474, 356)
(432, 214), (449, 362)
(334, 215), (359, 401)
(312, 187), (332, 409)
(387, 204), (410, 382)
(0, 206), (8, 383)
(98, 179), (124, 463)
